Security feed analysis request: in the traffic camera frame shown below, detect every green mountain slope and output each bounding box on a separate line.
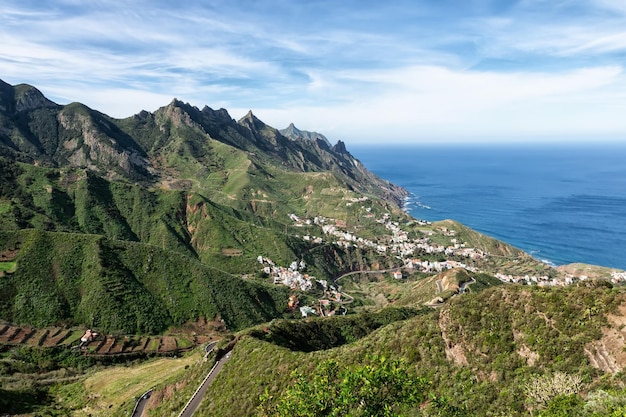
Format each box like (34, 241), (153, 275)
(0, 80), (406, 206)
(0, 78), (419, 339)
(0, 229), (292, 333)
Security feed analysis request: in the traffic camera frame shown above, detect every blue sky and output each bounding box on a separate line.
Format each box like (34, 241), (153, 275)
(2, 0), (626, 144)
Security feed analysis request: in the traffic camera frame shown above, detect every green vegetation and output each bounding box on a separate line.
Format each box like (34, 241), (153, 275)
(258, 357), (436, 417)
(0, 229), (293, 333)
(247, 307), (423, 352)
(192, 283), (624, 417)
(0, 345), (95, 415)
(0, 261), (16, 272)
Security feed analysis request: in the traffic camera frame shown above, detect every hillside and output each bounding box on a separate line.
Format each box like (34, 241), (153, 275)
(54, 282), (622, 417)
(0, 78), (413, 333)
(187, 283), (626, 417)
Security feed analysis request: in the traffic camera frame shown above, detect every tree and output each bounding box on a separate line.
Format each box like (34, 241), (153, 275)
(524, 372), (584, 412)
(538, 394), (585, 417)
(258, 356), (430, 417)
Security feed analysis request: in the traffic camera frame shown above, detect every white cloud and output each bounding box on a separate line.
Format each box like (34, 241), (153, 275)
(250, 65), (626, 143)
(563, 31), (626, 55)
(44, 86), (174, 117)
(2, 1), (626, 143)
(592, 0), (626, 14)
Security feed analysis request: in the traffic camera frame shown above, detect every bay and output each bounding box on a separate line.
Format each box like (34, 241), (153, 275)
(350, 143), (626, 270)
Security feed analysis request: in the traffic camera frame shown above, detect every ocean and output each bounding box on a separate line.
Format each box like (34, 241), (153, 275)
(350, 143), (626, 270)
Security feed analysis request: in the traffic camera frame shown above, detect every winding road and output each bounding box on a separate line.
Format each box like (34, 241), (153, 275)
(333, 267), (403, 284)
(130, 389), (153, 417)
(129, 343), (229, 417)
(327, 267), (404, 312)
(177, 351), (232, 417)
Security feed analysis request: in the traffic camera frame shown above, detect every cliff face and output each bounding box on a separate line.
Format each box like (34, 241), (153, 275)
(0, 79), (406, 205)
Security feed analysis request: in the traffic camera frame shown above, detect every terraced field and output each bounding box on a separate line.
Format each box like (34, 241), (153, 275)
(0, 322), (210, 356)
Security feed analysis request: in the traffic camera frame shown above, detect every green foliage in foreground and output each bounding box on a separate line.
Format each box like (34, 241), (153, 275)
(18, 282), (622, 416)
(0, 261), (16, 272)
(258, 357), (449, 417)
(537, 390), (626, 417)
(0, 345), (96, 415)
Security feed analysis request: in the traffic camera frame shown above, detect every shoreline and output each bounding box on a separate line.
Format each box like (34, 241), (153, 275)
(399, 193), (623, 273)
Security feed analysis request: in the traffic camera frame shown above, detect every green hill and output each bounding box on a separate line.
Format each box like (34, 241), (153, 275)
(189, 283), (624, 417)
(0, 229), (293, 333)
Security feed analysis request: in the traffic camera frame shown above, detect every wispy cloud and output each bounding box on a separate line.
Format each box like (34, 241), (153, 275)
(249, 65), (626, 142)
(1, 0), (626, 142)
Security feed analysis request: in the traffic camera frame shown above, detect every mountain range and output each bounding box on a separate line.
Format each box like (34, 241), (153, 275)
(0, 79), (405, 204)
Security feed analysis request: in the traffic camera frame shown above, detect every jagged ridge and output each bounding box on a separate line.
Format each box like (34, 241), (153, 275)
(0, 79), (407, 205)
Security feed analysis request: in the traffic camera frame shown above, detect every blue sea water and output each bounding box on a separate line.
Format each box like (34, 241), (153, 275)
(350, 143), (626, 270)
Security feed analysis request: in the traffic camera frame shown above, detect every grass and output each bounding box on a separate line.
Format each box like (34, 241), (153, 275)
(74, 349), (203, 416)
(148, 339), (159, 352)
(0, 261), (16, 272)
(195, 284), (624, 417)
(176, 337), (194, 349)
(0, 201), (11, 215)
(60, 330), (83, 346)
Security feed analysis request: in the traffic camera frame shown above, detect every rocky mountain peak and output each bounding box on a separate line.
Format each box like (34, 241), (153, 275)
(239, 110), (259, 125)
(280, 123), (332, 148)
(0, 80), (59, 114)
(0, 79), (407, 205)
(14, 84), (59, 112)
(332, 140), (349, 155)
(238, 110), (269, 135)
(201, 105), (232, 122)
(134, 110), (152, 120)
(169, 98), (185, 108)
(158, 99), (202, 129)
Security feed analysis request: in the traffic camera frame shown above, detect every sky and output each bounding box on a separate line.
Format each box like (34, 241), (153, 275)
(2, 0), (626, 144)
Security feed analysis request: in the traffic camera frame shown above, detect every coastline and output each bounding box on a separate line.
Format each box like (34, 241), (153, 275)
(352, 143), (626, 271)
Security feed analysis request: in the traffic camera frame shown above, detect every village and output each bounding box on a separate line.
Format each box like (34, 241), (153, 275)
(260, 199), (626, 315)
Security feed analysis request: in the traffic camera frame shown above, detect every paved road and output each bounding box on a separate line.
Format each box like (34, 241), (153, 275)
(332, 267), (401, 307)
(204, 341), (217, 354)
(203, 341), (218, 359)
(178, 351), (232, 417)
(333, 267), (402, 284)
(459, 277), (476, 293)
(130, 389), (153, 417)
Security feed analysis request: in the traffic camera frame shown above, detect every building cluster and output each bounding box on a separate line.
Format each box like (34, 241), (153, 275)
(345, 196), (369, 207)
(258, 254), (352, 317)
(257, 256), (313, 292)
(495, 273), (555, 285)
(275, 207), (626, 303)
(495, 270), (626, 286)
(287, 212), (489, 277)
(317, 213), (487, 264)
(405, 258), (477, 273)
(611, 270), (626, 283)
